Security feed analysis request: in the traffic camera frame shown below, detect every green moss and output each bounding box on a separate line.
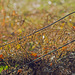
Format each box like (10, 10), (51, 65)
(0, 65), (8, 73)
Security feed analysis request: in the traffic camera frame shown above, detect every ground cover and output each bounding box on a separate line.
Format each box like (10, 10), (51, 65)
(0, 0), (75, 75)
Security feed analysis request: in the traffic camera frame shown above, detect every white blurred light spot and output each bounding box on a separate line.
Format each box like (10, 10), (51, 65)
(12, 54), (14, 56)
(36, 42), (38, 44)
(48, 1), (52, 5)
(69, 19), (72, 21)
(6, 16), (10, 18)
(51, 56), (55, 61)
(13, 3), (17, 9)
(14, 3), (17, 7)
(2, 35), (5, 38)
(59, 40), (62, 42)
(60, 0), (65, 3)
(43, 35), (45, 39)
(17, 22), (20, 25)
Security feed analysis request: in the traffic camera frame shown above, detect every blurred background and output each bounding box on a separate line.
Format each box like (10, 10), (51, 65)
(0, 0), (75, 43)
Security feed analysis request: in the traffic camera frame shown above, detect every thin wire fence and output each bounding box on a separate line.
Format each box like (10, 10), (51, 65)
(0, 11), (75, 47)
(0, 11), (75, 74)
(6, 40), (75, 75)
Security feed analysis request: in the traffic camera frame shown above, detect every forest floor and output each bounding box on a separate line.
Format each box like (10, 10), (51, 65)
(0, 0), (75, 75)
